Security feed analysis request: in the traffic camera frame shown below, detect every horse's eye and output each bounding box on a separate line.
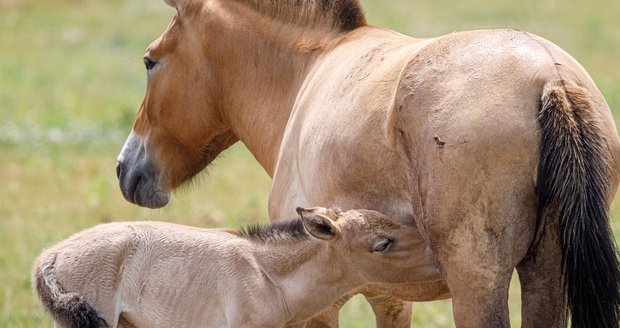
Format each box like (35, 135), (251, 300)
(143, 57), (157, 71)
(373, 239), (393, 253)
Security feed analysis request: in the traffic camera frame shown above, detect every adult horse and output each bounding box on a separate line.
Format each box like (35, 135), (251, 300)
(116, 0), (620, 327)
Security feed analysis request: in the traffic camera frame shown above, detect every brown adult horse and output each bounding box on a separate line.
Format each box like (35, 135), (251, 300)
(116, 0), (620, 327)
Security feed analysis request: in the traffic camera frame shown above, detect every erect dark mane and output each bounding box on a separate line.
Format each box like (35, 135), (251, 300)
(235, 0), (366, 31)
(240, 217), (309, 243)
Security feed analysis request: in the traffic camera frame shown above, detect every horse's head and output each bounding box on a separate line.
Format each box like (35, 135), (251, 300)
(117, 0), (238, 208)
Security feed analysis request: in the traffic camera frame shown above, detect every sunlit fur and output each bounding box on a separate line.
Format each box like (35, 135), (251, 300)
(33, 208), (428, 328)
(117, 0), (620, 326)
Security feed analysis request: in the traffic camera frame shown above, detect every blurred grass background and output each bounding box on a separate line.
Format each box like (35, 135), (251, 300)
(1, 0), (618, 326)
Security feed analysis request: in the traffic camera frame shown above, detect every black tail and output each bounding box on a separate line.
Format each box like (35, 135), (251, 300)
(537, 79), (620, 327)
(32, 253), (109, 328)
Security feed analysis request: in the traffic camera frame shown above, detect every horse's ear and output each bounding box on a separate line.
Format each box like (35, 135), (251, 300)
(297, 207), (340, 241)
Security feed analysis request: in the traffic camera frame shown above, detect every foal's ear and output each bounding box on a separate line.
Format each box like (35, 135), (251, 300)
(297, 207), (340, 241)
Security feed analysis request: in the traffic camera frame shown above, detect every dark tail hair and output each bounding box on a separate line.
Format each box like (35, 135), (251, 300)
(32, 253), (109, 328)
(537, 79), (620, 327)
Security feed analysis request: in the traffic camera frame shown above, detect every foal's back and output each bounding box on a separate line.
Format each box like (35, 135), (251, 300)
(33, 222), (256, 327)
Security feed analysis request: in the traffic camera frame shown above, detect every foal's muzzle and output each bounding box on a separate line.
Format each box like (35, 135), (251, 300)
(117, 131), (171, 208)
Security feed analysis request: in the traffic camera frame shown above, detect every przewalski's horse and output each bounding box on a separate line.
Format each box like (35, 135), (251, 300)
(33, 208), (431, 328)
(116, 0), (620, 327)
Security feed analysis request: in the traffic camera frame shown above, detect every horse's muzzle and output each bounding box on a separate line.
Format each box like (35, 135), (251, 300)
(117, 131), (171, 209)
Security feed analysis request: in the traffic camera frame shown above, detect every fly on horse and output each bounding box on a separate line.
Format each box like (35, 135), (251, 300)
(116, 0), (620, 327)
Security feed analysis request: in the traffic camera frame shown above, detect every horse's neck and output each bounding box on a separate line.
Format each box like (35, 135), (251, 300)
(254, 241), (361, 321)
(210, 0), (345, 175)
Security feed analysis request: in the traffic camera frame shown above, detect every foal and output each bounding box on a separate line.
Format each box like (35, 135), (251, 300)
(33, 207), (430, 328)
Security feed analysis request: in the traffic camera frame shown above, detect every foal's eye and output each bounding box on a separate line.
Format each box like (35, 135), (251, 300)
(373, 239), (393, 253)
(143, 57), (157, 71)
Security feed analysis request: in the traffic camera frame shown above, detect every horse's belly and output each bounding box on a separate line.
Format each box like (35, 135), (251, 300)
(362, 280), (451, 302)
(269, 152), (413, 225)
(270, 153), (444, 285)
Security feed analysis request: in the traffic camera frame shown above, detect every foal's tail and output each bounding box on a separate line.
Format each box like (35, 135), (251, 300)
(537, 79), (620, 328)
(32, 253), (109, 328)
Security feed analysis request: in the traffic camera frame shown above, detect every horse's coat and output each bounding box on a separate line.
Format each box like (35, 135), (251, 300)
(33, 208), (431, 328)
(116, 0), (620, 326)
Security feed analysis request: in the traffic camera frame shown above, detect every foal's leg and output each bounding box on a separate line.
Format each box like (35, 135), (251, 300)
(516, 215), (567, 328)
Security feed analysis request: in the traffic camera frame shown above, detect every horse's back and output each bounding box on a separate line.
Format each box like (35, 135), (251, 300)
(37, 221), (255, 327)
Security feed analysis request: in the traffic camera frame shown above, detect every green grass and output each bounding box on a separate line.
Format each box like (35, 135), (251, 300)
(1, 0), (619, 327)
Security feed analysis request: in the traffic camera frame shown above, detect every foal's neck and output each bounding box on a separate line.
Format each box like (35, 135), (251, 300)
(208, 0), (347, 175)
(253, 239), (361, 323)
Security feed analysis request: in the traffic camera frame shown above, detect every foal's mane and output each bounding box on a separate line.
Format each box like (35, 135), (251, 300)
(235, 0), (366, 31)
(240, 218), (309, 243)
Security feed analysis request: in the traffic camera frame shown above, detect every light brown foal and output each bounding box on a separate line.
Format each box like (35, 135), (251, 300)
(34, 208), (434, 328)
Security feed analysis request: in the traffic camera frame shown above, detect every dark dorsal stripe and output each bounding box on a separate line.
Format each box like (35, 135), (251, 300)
(240, 217), (310, 243)
(235, 0), (366, 31)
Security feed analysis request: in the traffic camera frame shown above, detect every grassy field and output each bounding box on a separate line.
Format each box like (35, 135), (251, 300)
(1, 0), (619, 327)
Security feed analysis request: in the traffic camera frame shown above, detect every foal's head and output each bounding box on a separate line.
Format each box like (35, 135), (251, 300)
(298, 207), (425, 284)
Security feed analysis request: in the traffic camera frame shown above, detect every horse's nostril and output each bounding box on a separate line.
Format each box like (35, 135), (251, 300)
(116, 162), (122, 179)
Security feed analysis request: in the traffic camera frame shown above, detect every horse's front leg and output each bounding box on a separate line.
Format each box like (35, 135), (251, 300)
(362, 279), (451, 327)
(302, 290), (413, 328)
(364, 294), (412, 328)
(303, 292), (353, 328)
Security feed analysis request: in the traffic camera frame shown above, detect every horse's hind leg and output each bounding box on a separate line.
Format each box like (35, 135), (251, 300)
(436, 248), (513, 327)
(516, 216), (567, 328)
(420, 190), (534, 326)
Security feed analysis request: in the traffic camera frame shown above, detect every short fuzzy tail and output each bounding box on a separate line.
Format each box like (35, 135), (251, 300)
(32, 253), (109, 328)
(537, 79), (620, 328)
